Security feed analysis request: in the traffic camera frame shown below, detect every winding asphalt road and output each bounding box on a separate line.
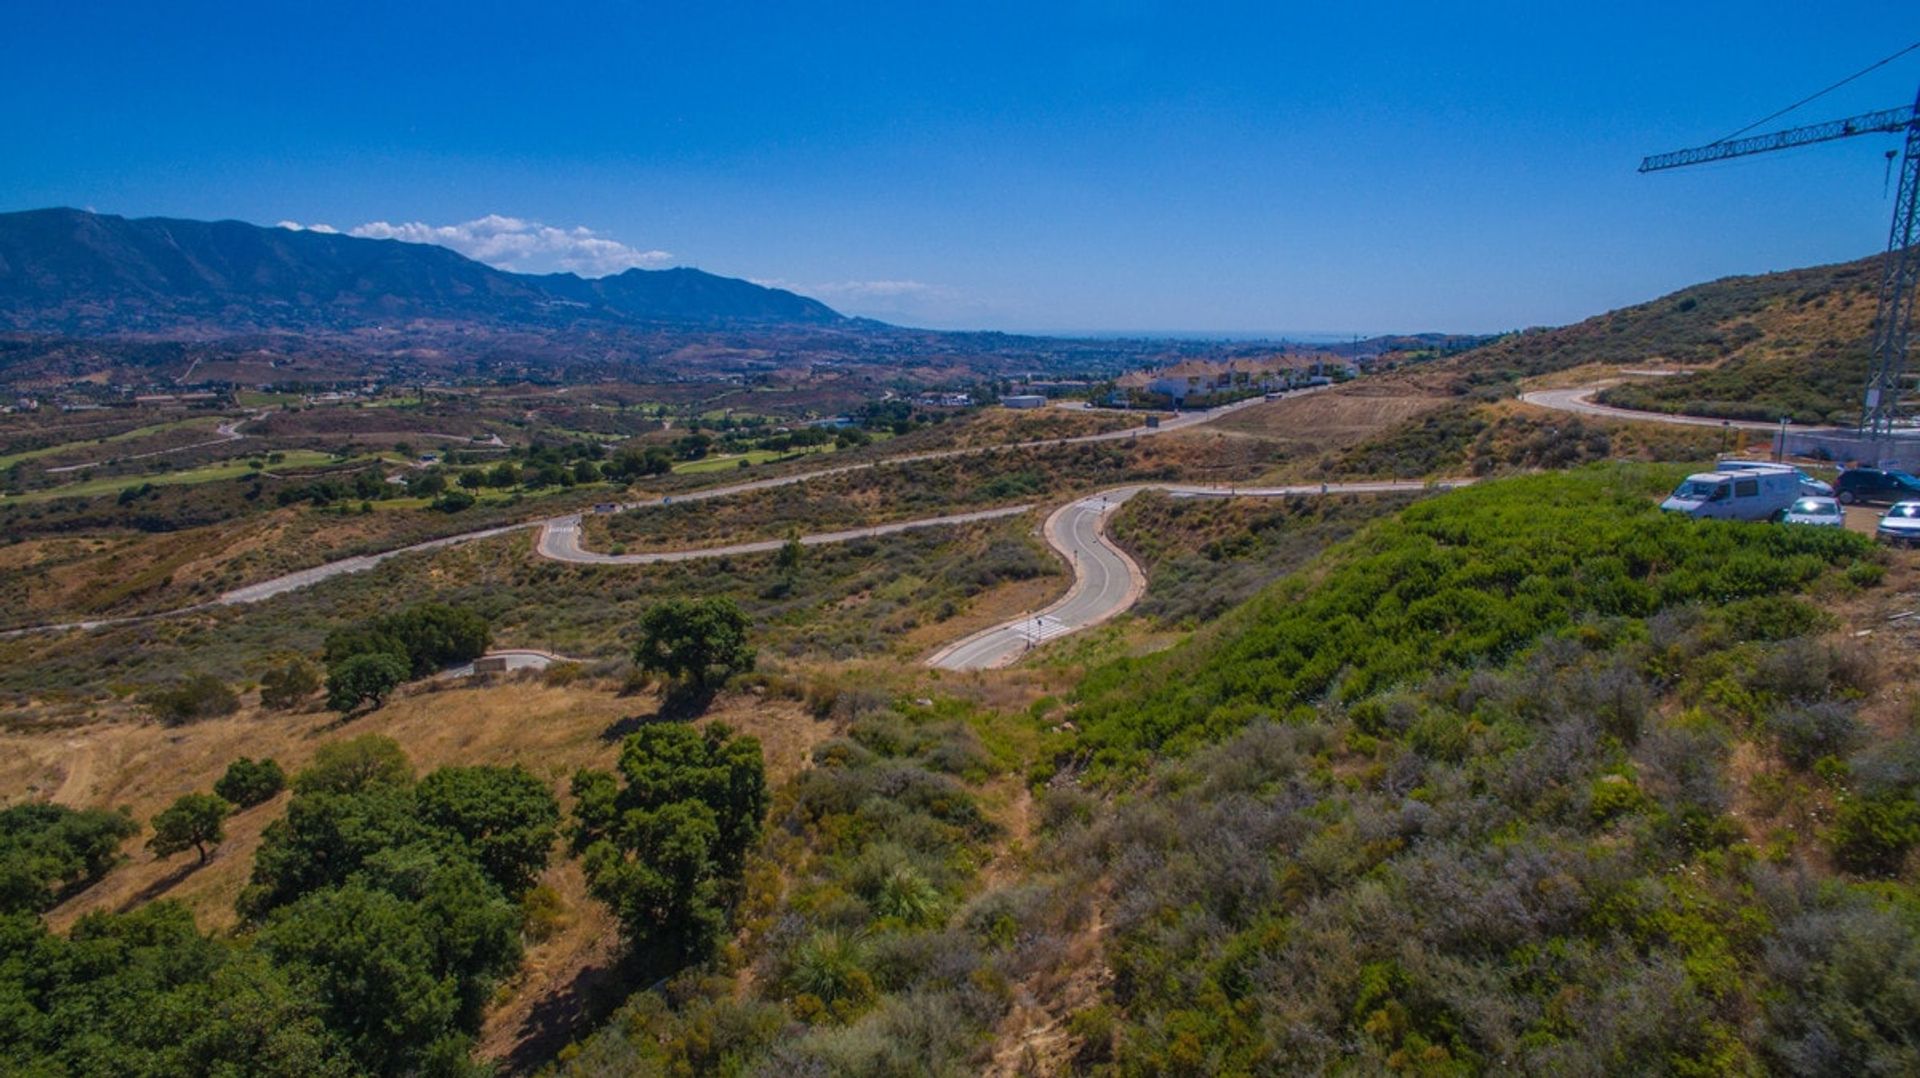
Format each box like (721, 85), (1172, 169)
(1517, 384), (1830, 433)
(42, 413), (261, 474)
(925, 479), (1466, 670)
(2, 394), (1296, 640)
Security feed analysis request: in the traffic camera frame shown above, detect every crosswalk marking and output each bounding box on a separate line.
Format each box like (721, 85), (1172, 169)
(1015, 615), (1071, 645)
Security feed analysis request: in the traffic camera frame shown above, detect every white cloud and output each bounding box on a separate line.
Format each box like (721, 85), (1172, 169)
(282, 214), (670, 277)
(278, 220), (337, 233)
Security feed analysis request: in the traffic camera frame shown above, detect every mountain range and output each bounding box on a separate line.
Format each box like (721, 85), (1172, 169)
(0, 208), (843, 334)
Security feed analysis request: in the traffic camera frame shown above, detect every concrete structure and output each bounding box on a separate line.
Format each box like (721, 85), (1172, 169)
(1000, 394), (1047, 409)
(1781, 428), (1920, 470)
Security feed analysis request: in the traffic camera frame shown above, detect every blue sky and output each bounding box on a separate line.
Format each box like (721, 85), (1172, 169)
(2, 2), (1915, 333)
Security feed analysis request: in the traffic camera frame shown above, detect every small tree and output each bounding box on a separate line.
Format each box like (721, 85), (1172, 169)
(140, 673), (240, 726)
(149, 793), (231, 864)
(295, 735), (414, 795)
(570, 723), (767, 962)
(633, 597), (755, 691)
(214, 757), (287, 808)
(258, 660), (321, 711)
(326, 652), (409, 713)
(776, 529), (804, 578)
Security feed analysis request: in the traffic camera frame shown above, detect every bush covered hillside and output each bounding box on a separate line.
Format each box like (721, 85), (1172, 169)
(1039, 466), (1919, 1073)
(1441, 256), (1878, 421)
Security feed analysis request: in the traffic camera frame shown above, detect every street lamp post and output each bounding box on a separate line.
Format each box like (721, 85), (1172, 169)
(1776, 417), (1790, 463)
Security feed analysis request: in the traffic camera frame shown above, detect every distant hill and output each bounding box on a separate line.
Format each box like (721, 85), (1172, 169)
(0, 207), (842, 333)
(1441, 255), (1881, 424)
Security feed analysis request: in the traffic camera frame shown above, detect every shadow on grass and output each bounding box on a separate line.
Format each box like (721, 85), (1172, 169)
(117, 856), (206, 912)
(599, 682), (713, 741)
(492, 946), (653, 1075)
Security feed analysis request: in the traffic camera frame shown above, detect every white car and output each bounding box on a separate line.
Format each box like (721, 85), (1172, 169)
(1782, 496), (1845, 528)
(1873, 503), (1920, 545)
(1876, 501), (1920, 547)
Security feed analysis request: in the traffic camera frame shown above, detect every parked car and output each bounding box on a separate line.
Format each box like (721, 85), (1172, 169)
(1660, 470), (1801, 522)
(1877, 502), (1920, 546)
(1715, 460), (1833, 496)
(1781, 496), (1845, 528)
(1835, 467), (1920, 505)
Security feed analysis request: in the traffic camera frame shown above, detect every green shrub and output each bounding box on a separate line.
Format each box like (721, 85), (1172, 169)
(214, 757), (287, 808)
(258, 659), (320, 711)
(1070, 468), (1870, 770)
(1829, 795), (1920, 876)
(140, 673), (240, 725)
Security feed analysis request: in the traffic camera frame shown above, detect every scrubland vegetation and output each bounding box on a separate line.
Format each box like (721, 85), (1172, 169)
(1108, 490), (1421, 627)
(589, 433), (1279, 552)
(558, 694), (1027, 1076)
(8, 307), (1920, 1076)
(1309, 401), (1726, 482)
(1437, 255), (1879, 394)
(0, 515), (1057, 710)
(1019, 466), (1918, 1073)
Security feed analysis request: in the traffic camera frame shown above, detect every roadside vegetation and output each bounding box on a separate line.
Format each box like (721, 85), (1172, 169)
(1013, 466), (1917, 1072)
(1307, 400), (1727, 482)
(1108, 490), (1422, 627)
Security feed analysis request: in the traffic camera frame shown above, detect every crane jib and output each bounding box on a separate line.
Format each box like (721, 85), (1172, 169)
(1638, 104), (1918, 173)
(1639, 79), (1920, 444)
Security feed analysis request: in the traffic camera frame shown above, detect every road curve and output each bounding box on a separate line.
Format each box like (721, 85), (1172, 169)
(43, 412), (261, 474)
(1517, 385), (1828, 433)
(0, 391), (1304, 639)
(926, 479), (1467, 671)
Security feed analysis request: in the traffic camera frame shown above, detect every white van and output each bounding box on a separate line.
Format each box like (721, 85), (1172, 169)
(1662, 470), (1802, 521)
(1714, 459), (1833, 497)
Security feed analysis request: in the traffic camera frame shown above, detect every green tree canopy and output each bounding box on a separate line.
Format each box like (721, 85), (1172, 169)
(259, 875), (516, 1075)
(149, 793), (232, 864)
(323, 602), (491, 679)
(0, 902), (355, 1077)
(633, 597), (756, 690)
(214, 756), (288, 809)
(325, 651), (409, 713)
(0, 803), (139, 914)
(295, 735), (414, 796)
(571, 723), (767, 963)
(414, 765), (561, 900)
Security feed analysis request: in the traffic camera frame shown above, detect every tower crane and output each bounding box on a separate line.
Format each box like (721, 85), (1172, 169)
(1640, 79), (1920, 445)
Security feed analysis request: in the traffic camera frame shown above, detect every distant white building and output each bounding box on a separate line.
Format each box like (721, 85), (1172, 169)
(999, 394), (1047, 409)
(914, 392), (974, 408)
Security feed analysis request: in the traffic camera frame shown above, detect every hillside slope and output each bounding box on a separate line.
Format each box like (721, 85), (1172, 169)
(1441, 256), (1881, 424)
(1036, 467), (1919, 1072)
(0, 208), (842, 333)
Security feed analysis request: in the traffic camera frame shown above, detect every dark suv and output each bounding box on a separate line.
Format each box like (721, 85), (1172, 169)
(1835, 467), (1920, 505)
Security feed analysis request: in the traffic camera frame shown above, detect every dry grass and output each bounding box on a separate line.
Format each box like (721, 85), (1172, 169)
(1210, 380), (1453, 451)
(15, 675), (830, 929)
(6, 671), (837, 1071)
